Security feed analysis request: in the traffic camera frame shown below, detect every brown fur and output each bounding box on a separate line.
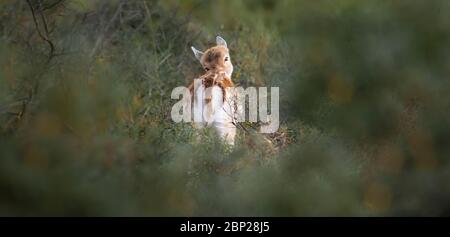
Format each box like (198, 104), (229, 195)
(188, 71), (234, 102)
(188, 45), (234, 102)
(200, 45), (229, 72)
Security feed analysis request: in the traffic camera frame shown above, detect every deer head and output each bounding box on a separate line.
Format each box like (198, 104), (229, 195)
(191, 36), (233, 78)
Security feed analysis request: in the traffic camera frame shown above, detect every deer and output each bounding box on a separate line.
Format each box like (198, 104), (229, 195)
(188, 36), (238, 146)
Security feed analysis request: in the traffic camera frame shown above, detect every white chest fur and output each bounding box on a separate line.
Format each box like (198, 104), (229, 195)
(192, 84), (237, 146)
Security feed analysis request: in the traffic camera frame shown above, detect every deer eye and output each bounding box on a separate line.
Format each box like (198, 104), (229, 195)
(224, 57), (229, 62)
(204, 67), (209, 71)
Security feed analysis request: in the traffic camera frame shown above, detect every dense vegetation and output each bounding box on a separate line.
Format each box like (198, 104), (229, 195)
(1, 0), (449, 216)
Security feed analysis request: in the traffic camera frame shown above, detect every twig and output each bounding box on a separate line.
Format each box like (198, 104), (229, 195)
(42, 0), (65, 11)
(142, 0), (151, 18)
(26, 0), (55, 61)
(89, 1), (124, 59)
(37, 0), (51, 36)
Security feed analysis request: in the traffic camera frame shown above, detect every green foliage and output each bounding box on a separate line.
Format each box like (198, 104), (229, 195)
(0, 0), (449, 216)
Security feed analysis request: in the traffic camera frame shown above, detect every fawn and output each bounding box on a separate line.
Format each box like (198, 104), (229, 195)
(188, 36), (237, 146)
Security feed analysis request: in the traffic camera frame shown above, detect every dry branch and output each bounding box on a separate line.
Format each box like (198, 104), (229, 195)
(26, 0), (55, 60)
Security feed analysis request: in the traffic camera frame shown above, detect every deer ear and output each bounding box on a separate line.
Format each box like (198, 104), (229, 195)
(216, 36), (227, 48)
(191, 46), (204, 61)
